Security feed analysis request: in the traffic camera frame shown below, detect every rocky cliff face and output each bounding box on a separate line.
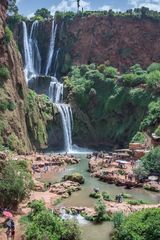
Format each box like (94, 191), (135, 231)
(0, 0), (32, 153)
(59, 15), (160, 72)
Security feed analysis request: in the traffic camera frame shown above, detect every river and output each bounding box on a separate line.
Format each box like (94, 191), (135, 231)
(41, 154), (160, 240)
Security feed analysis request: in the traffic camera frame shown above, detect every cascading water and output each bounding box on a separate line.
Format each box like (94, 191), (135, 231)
(45, 20), (58, 75)
(22, 21), (41, 83)
(49, 77), (63, 103)
(22, 19), (73, 152)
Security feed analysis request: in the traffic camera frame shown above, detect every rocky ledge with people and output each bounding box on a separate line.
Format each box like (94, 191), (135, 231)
(87, 147), (158, 190)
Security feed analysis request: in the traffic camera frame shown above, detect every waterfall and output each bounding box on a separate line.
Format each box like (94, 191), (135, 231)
(22, 20), (73, 152)
(56, 104), (73, 153)
(49, 77), (63, 103)
(22, 21), (41, 83)
(45, 20), (58, 75)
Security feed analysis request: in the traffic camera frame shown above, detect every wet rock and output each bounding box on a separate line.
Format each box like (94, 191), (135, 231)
(49, 180), (81, 197)
(144, 181), (160, 192)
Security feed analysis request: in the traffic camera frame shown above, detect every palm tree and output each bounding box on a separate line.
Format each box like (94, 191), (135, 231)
(77, 0), (80, 12)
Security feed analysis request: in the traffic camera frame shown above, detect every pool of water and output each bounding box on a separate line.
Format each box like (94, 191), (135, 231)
(41, 154), (160, 240)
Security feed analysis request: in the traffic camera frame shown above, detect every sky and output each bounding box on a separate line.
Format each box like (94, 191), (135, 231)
(17, 0), (160, 18)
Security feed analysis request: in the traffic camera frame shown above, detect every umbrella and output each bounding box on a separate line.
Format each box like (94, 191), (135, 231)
(148, 176), (158, 181)
(116, 160), (128, 164)
(3, 211), (13, 218)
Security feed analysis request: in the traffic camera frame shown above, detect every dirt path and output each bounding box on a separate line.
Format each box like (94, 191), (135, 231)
(0, 216), (23, 240)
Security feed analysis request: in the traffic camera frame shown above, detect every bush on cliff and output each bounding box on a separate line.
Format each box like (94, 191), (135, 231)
(131, 131), (146, 143)
(24, 200), (81, 240)
(0, 160), (33, 209)
(112, 208), (160, 240)
(0, 66), (10, 80)
(3, 26), (13, 45)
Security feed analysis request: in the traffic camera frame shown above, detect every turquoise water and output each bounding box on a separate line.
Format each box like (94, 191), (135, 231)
(42, 154), (160, 240)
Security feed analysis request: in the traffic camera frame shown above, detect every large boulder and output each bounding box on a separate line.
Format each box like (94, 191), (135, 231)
(63, 172), (85, 184)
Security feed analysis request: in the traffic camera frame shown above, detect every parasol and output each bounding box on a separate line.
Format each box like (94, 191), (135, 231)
(3, 211), (13, 218)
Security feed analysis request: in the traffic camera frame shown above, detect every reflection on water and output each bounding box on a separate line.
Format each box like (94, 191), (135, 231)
(42, 154), (160, 240)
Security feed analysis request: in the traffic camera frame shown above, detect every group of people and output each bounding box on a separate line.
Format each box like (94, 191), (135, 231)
(115, 194), (123, 203)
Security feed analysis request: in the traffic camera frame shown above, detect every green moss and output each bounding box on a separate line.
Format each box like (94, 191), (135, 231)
(26, 90), (54, 149)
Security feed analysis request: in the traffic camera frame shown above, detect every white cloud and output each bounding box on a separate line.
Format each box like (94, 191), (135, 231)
(99, 5), (111, 11)
(129, 0), (160, 11)
(50, 0), (91, 15)
(99, 5), (120, 12)
(27, 12), (34, 18)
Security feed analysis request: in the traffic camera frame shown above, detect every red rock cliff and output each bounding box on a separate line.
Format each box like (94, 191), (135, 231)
(0, 0), (32, 153)
(61, 15), (160, 71)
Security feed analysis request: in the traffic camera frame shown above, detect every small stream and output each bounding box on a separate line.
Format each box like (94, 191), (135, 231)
(41, 154), (160, 240)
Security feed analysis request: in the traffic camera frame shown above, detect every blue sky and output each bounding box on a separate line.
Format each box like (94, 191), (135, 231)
(17, 0), (160, 17)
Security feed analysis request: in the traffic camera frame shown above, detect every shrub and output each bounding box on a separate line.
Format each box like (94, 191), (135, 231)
(94, 199), (110, 222)
(141, 147), (160, 176)
(112, 212), (125, 229)
(140, 100), (160, 130)
(130, 64), (144, 74)
(3, 26), (12, 45)
(154, 125), (160, 136)
(103, 66), (118, 78)
(7, 132), (22, 151)
(147, 62), (160, 72)
(146, 70), (160, 88)
(127, 199), (147, 205)
(121, 193), (132, 199)
(131, 131), (146, 143)
(89, 192), (101, 199)
(102, 191), (112, 201)
(121, 73), (146, 87)
(0, 66), (10, 80)
(113, 208), (160, 240)
(0, 100), (8, 111)
(25, 200), (81, 240)
(0, 160), (33, 209)
(7, 101), (16, 111)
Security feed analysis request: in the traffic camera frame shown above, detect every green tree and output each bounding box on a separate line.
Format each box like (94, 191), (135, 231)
(34, 8), (51, 19)
(94, 199), (110, 222)
(8, 0), (18, 15)
(112, 208), (160, 240)
(0, 160), (33, 209)
(25, 200), (81, 240)
(77, 0), (80, 12)
(142, 147), (160, 176)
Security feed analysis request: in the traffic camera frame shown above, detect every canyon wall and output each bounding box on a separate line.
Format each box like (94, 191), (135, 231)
(0, 0), (32, 152)
(60, 15), (160, 72)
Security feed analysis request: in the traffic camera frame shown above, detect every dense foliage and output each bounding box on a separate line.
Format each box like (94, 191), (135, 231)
(26, 90), (54, 149)
(65, 62), (159, 147)
(55, 7), (160, 21)
(0, 160), (33, 209)
(134, 147), (160, 179)
(112, 208), (160, 240)
(24, 200), (81, 240)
